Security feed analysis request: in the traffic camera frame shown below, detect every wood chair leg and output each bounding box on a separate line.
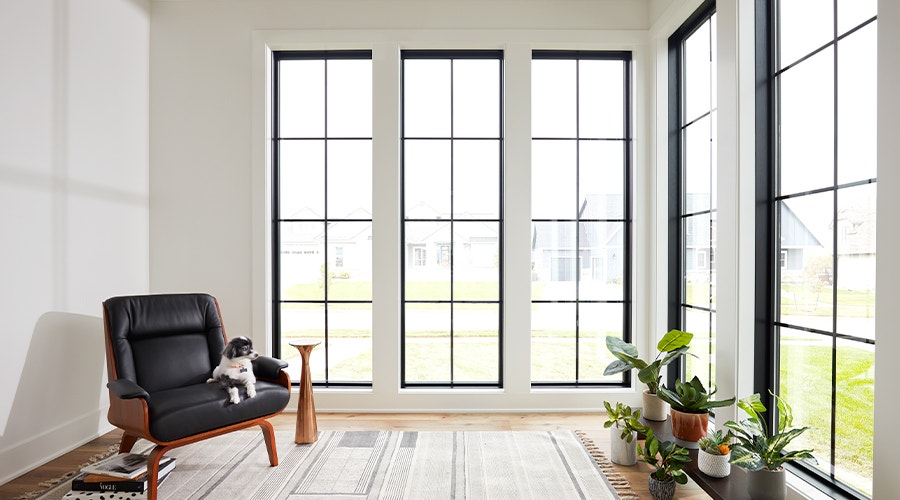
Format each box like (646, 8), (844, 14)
(145, 445), (168, 500)
(260, 420), (279, 466)
(119, 433), (139, 453)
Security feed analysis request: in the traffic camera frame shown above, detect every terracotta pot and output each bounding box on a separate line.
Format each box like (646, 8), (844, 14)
(642, 390), (670, 421)
(647, 475), (676, 500)
(747, 468), (786, 500)
(697, 449), (731, 478)
(670, 408), (708, 446)
(609, 425), (637, 466)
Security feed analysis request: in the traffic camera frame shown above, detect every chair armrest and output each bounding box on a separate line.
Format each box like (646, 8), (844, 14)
(107, 379), (150, 400)
(253, 356), (289, 379)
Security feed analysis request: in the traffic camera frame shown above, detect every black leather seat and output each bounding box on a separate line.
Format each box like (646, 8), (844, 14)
(103, 293), (291, 500)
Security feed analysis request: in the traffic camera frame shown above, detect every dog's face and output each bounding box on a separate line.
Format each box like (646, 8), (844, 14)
(223, 336), (259, 361)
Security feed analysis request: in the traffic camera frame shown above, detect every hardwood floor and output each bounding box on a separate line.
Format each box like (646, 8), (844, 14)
(0, 412), (711, 499)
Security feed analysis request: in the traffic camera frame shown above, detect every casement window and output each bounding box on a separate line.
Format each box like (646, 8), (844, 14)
(530, 50), (632, 386)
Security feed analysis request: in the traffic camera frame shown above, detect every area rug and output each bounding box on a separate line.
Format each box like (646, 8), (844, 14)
(31, 430), (635, 500)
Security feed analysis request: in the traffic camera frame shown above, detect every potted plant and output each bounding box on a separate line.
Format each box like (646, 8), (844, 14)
(724, 392), (817, 500)
(637, 428), (691, 500)
(697, 429), (732, 478)
(656, 375), (735, 447)
(603, 401), (643, 465)
(603, 329), (693, 421)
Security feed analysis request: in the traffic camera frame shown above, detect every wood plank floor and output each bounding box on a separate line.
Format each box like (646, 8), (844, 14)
(0, 412), (712, 499)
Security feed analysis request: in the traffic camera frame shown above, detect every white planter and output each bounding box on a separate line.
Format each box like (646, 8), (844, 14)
(609, 426), (637, 466)
(642, 390), (670, 421)
(697, 449), (731, 478)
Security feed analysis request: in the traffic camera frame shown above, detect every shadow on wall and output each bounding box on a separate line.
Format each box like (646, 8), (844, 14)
(2, 311), (107, 443)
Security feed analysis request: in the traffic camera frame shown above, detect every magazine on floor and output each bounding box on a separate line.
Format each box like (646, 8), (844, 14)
(72, 457), (175, 492)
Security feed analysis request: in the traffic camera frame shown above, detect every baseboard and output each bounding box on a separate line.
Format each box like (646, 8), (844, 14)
(0, 407), (114, 485)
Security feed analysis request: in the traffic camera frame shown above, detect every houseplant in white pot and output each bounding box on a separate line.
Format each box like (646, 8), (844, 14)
(637, 428), (691, 500)
(697, 429), (732, 478)
(603, 329), (693, 421)
(602, 401), (643, 465)
(656, 375), (735, 448)
(724, 392), (817, 500)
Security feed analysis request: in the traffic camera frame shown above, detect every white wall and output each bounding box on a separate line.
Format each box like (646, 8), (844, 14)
(0, 0), (150, 484)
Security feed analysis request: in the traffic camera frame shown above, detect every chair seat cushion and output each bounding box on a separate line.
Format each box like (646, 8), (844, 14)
(148, 380), (291, 442)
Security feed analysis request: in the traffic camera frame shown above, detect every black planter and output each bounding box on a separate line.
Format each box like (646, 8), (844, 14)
(647, 475), (676, 500)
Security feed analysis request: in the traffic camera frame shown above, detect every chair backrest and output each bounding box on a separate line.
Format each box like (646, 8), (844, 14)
(103, 293), (227, 393)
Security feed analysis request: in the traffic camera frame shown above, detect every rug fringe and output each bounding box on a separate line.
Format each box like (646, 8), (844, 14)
(14, 443), (121, 500)
(575, 430), (640, 500)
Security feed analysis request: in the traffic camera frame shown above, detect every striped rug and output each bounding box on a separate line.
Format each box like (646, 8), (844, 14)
(35, 430), (630, 499)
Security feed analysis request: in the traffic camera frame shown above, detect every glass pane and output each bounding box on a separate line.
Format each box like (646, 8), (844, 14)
(279, 221), (325, 300)
(327, 140), (372, 219)
(531, 302), (576, 382)
(579, 303), (624, 381)
(779, 326), (834, 474)
(532, 59), (576, 138)
(837, 23), (877, 185)
(836, 184), (876, 340)
(280, 303), (324, 379)
(579, 140), (625, 219)
(710, 109), (718, 209)
(453, 222), (500, 301)
(684, 18), (712, 124)
(710, 209), (718, 308)
(579, 59), (624, 139)
(684, 116), (712, 213)
(453, 59), (500, 138)
(532, 140), (576, 219)
(837, 0), (876, 36)
(834, 338), (874, 496)
(278, 59), (324, 138)
(404, 59), (451, 137)
(684, 308), (712, 389)
(779, 47), (834, 196)
(779, 0), (834, 69)
(405, 304), (451, 382)
(453, 306), (499, 383)
(778, 193), (834, 332)
(324, 222), (372, 301)
(279, 141), (324, 219)
(579, 222), (624, 301)
(684, 213), (711, 307)
(710, 14), (718, 109)
(454, 140), (500, 219)
(405, 221), (451, 301)
(405, 140), (450, 218)
(325, 305), (372, 381)
(531, 221), (577, 301)
(327, 59), (372, 138)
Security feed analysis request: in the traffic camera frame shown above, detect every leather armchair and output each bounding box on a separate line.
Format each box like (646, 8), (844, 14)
(102, 293), (291, 500)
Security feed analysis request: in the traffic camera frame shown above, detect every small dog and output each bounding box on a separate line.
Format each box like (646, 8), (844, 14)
(207, 336), (259, 404)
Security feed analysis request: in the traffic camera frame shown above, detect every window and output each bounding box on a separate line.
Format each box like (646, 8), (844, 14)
(401, 50), (503, 387)
(760, 1), (876, 496)
(273, 51), (373, 386)
(530, 51), (632, 386)
(669, 0), (717, 390)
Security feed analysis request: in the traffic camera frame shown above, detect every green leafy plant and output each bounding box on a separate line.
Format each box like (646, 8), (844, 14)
(603, 329), (693, 394)
(657, 375), (735, 414)
(698, 429), (731, 456)
(637, 429), (691, 484)
(723, 392), (817, 471)
(603, 401), (643, 443)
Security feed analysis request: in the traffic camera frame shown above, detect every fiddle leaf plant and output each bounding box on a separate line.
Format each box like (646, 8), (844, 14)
(637, 428), (691, 484)
(603, 401), (643, 443)
(657, 375), (735, 414)
(723, 392), (817, 471)
(603, 329), (693, 394)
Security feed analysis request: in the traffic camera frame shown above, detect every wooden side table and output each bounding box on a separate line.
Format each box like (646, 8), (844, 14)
(289, 340), (321, 444)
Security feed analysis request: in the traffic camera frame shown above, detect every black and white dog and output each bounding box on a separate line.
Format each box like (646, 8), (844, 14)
(207, 336), (259, 404)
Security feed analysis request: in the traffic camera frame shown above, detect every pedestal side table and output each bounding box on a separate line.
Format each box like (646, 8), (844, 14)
(288, 340), (321, 444)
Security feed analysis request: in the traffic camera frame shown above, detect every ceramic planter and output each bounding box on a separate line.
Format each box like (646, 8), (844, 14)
(642, 390), (670, 421)
(647, 475), (677, 500)
(609, 425), (638, 466)
(747, 468), (786, 500)
(669, 408), (708, 447)
(697, 449), (731, 478)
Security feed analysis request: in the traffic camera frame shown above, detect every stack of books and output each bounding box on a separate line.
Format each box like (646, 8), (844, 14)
(60, 452), (176, 499)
